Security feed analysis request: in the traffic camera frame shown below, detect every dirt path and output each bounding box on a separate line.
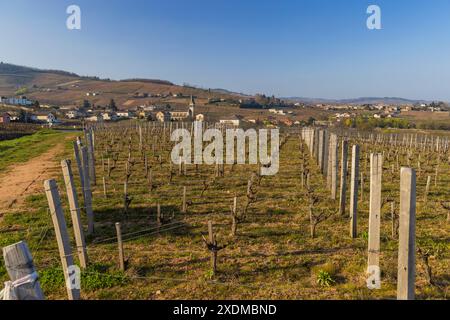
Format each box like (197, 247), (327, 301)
(0, 142), (65, 213)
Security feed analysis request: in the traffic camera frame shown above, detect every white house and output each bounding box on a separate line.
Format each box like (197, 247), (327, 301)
(86, 115), (103, 122)
(66, 110), (80, 119)
(33, 113), (57, 124)
(219, 119), (240, 127)
(117, 111), (132, 118)
(102, 112), (118, 121)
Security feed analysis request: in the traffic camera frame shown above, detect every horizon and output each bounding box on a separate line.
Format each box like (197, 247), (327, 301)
(2, 1), (450, 100)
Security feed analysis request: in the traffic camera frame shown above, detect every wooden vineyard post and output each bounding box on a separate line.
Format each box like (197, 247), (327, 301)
(391, 201), (397, 239)
(87, 131), (96, 186)
(61, 159), (88, 269)
(434, 165), (438, 187)
(181, 186), (187, 214)
(73, 141), (86, 205)
(2, 241), (45, 300)
(103, 176), (107, 198)
(360, 172), (364, 202)
(367, 153), (382, 288)
(44, 179), (80, 300)
(81, 146), (94, 235)
(330, 134), (338, 200)
(349, 145), (359, 238)
(208, 221), (217, 275)
(397, 168), (416, 300)
(318, 130), (325, 172)
(339, 139), (348, 215)
(156, 203), (161, 234)
(115, 222), (125, 271)
(424, 175), (431, 204)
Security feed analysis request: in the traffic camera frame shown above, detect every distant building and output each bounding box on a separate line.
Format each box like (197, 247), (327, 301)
(156, 111), (171, 122)
(219, 119), (240, 127)
(0, 113), (11, 124)
(33, 113), (57, 124)
(1, 96), (33, 106)
(102, 112), (118, 121)
(169, 111), (190, 121)
(85, 115), (103, 122)
(139, 110), (152, 120)
(117, 111), (132, 118)
(66, 110), (80, 119)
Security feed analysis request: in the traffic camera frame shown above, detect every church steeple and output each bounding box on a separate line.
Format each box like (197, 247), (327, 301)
(188, 95), (195, 119)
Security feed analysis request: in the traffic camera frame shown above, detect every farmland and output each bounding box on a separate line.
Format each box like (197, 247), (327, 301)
(0, 122), (448, 300)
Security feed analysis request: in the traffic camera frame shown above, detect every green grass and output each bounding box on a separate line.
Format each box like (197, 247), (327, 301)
(0, 129), (69, 172)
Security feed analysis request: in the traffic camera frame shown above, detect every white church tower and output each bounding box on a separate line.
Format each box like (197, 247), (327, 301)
(188, 95), (195, 120)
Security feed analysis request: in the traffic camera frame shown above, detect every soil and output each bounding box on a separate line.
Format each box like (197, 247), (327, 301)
(0, 143), (65, 213)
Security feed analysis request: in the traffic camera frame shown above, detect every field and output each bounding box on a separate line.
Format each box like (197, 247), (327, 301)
(0, 123), (449, 300)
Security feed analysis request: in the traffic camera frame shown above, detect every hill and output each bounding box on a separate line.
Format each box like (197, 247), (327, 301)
(0, 63), (246, 108)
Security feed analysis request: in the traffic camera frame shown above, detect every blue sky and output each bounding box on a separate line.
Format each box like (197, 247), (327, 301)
(1, 0), (450, 100)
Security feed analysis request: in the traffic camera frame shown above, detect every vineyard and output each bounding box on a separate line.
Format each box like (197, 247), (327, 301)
(0, 122), (449, 300)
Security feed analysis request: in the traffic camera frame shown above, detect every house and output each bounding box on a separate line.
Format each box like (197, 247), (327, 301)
(268, 108), (285, 115)
(117, 111), (132, 118)
(169, 111), (190, 121)
(138, 111), (152, 120)
(156, 111), (171, 122)
(0, 113), (11, 124)
(1, 96), (33, 106)
(219, 119), (240, 127)
(102, 112), (118, 121)
(85, 115), (103, 122)
(140, 105), (156, 112)
(66, 110), (80, 119)
(33, 113), (57, 124)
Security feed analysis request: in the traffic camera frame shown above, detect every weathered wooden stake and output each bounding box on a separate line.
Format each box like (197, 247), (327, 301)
(349, 145), (359, 238)
(44, 179), (80, 300)
(339, 139), (348, 215)
(424, 175), (431, 203)
(368, 154), (382, 273)
(181, 186), (187, 213)
(61, 159), (88, 269)
(208, 221), (217, 274)
(81, 146), (94, 235)
(115, 222), (125, 271)
(103, 176), (107, 198)
(73, 140), (86, 205)
(330, 134), (338, 200)
(397, 167), (416, 300)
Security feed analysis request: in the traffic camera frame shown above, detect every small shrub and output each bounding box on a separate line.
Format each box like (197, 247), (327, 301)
(316, 270), (335, 287)
(361, 231), (369, 241)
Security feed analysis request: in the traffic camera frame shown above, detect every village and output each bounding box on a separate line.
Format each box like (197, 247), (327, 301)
(1, 92), (449, 130)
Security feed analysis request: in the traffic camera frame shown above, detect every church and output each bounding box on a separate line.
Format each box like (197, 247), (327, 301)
(156, 96), (196, 122)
